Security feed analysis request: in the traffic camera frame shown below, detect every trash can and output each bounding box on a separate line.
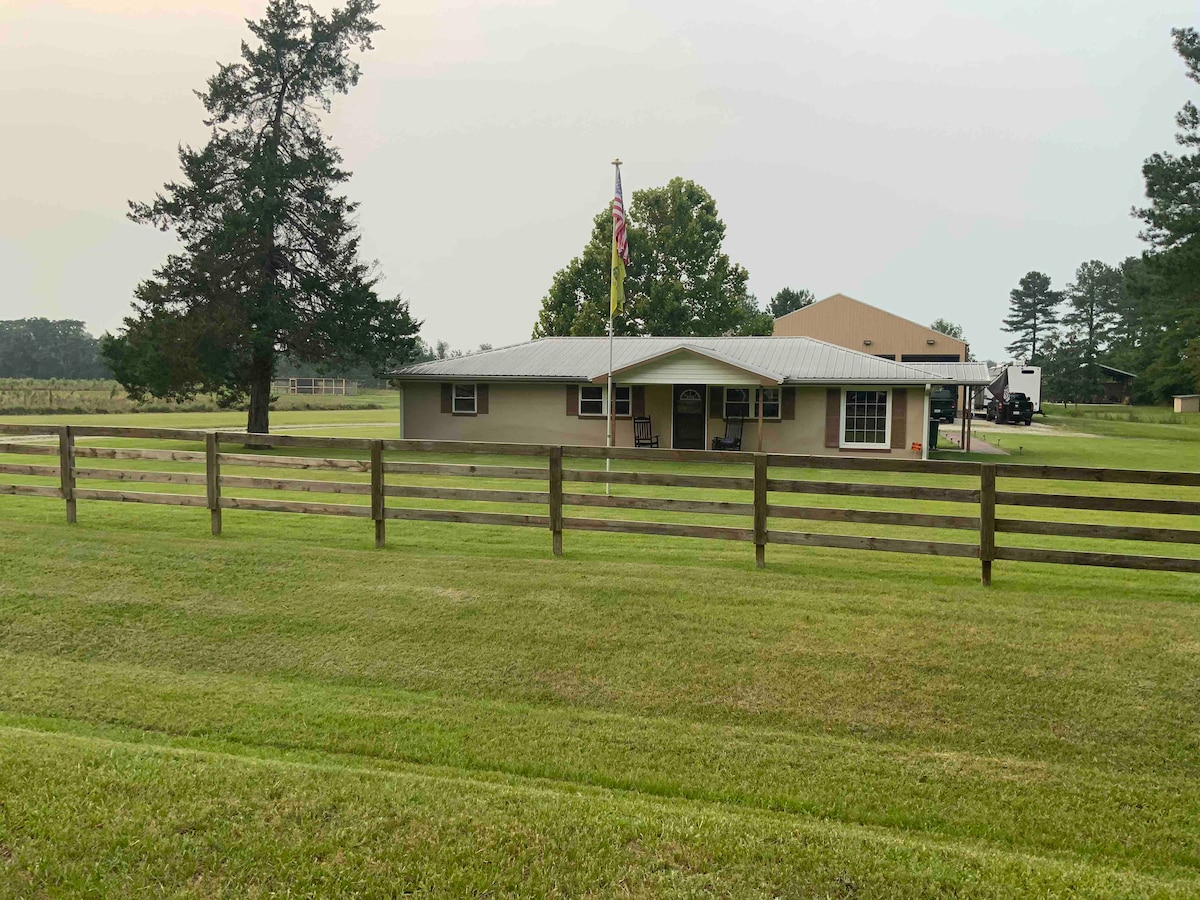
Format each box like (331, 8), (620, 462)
(928, 418), (940, 451)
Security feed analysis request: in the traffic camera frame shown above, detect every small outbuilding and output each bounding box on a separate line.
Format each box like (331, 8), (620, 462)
(1098, 365), (1136, 404)
(1174, 394), (1200, 414)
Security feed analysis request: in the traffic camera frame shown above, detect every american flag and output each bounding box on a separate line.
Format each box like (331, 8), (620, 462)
(612, 168), (630, 266)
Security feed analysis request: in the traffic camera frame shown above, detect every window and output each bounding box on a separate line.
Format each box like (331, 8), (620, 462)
(723, 387), (781, 420)
(578, 385), (631, 417)
(452, 383), (477, 414)
(842, 389), (890, 448)
(760, 388), (781, 419)
(614, 386), (632, 417)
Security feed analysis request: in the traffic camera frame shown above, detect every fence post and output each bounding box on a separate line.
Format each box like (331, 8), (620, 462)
(979, 463), (996, 586)
(206, 432), (222, 536)
(549, 446), (563, 556)
(58, 426), (76, 524)
(753, 453), (767, 569)
(371, 440), (385, 549)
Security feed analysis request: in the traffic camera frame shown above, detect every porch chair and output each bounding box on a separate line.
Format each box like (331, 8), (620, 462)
(633, 416), (659, 448)
(711, 416), (744, 451)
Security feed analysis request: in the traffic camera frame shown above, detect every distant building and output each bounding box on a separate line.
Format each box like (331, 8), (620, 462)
(772, 293), (969, 363)
(1098, 365), (1136, 405)
(1175, 394), (1200, 414)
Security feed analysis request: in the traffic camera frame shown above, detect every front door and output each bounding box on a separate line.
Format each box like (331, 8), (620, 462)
(673, 384), (707, 450)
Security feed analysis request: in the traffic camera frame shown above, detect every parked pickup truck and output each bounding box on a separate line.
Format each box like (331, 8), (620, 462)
(930, 388), (957, 424)
(987, 392), (1033, 425)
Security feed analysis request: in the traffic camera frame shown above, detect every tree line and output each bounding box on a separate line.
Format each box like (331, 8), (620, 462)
(1002, 27), (1200, 405)
(0, 319), (110, 379)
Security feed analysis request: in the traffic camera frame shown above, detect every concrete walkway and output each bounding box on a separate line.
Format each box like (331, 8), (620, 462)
(939, 427), (1007, 455)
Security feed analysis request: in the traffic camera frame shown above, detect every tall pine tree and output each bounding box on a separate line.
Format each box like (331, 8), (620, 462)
(1002, 271), (1061, 362)
(1062, 260), (1122, 399)
(103, 0), (419, 433)
(1133, 26), (1200, 397)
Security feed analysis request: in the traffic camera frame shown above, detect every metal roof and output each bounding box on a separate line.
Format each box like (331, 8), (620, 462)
(1098, 364), (1138, 379)
(914, 362), (994, 385)
(390, 337), (992, 384)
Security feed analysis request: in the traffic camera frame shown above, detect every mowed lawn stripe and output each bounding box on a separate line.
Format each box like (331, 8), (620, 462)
(0, 653), (1197, 877)
(0, 726), (1196, 898)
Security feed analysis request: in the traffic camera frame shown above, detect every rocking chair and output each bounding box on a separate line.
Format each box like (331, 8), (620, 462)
(711, 417), (744, 451)
(633, 416), (659, 448)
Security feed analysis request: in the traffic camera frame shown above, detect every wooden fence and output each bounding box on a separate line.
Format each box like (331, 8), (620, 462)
(1, 423), (1199, 584)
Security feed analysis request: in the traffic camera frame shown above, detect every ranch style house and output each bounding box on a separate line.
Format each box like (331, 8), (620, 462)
(388, 337), (991, 459)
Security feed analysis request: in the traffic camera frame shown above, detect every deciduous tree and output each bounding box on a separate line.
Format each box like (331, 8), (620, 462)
(102, 0), (419, 433)
(930, 319), (964, 340)
(533, 179), (769, 338)
(767, 287), (814, 318)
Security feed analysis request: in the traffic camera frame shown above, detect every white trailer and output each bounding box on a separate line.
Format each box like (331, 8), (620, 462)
(977, 364), (1042, 414)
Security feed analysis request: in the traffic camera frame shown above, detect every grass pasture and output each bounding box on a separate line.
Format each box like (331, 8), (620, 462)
(0, 410), (1198, 896)
(0, 378), (393, 416)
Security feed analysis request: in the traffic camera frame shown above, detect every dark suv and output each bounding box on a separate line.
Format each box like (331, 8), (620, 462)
(988, 392), (1033, 425)
(930, 388), (957, 424)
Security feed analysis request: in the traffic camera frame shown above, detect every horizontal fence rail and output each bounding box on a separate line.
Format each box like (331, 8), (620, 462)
(1, 423), (1199, 583)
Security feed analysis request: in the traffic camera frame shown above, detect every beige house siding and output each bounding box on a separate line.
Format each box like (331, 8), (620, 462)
(774, 293), (968, 362)
(400, 381), (928, 456)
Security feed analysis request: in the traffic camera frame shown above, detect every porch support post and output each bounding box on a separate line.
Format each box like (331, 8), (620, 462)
(396, 382), (404, 439)
(756, 384), (765, 453)
(922, 384), (931, 461)
(966, 389), (973, 452)
(960, 385), (967, 448)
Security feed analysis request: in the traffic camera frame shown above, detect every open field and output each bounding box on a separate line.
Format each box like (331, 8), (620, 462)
(0, 409), (1198, 896)
(0, 378), (393, 416)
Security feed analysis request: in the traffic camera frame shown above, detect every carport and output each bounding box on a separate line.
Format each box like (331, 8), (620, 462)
(916, 363), (992, 453)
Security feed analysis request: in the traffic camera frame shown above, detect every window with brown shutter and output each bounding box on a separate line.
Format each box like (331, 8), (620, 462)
(632, 385), (645, 417)
(889, 389), (907, 449)
(441, 383), (452, 414)
(841, 389), (891, 448)
(781, 386), (795, 420)
(476, 383), (489, 415)
(824, 389), (840, 447)
(565, 384), (579, 416)
(708, 387), (723, 420)
(451, 383), (477, 415)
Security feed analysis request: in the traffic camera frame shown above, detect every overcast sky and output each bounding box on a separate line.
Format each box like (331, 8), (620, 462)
(1, 0), (1194, 362)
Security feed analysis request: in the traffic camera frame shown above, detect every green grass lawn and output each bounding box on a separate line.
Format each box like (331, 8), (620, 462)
(1, 408), (1199, 896)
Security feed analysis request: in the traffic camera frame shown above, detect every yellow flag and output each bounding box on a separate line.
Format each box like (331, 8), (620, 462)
(610, 238), (626, 316)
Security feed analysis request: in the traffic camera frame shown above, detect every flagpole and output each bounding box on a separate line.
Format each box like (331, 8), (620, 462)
(606, 314), (613, 496)
(606, 158), (622, 496)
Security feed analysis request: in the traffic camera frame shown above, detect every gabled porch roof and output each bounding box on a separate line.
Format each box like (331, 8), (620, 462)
(588, 344), (783, 386)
